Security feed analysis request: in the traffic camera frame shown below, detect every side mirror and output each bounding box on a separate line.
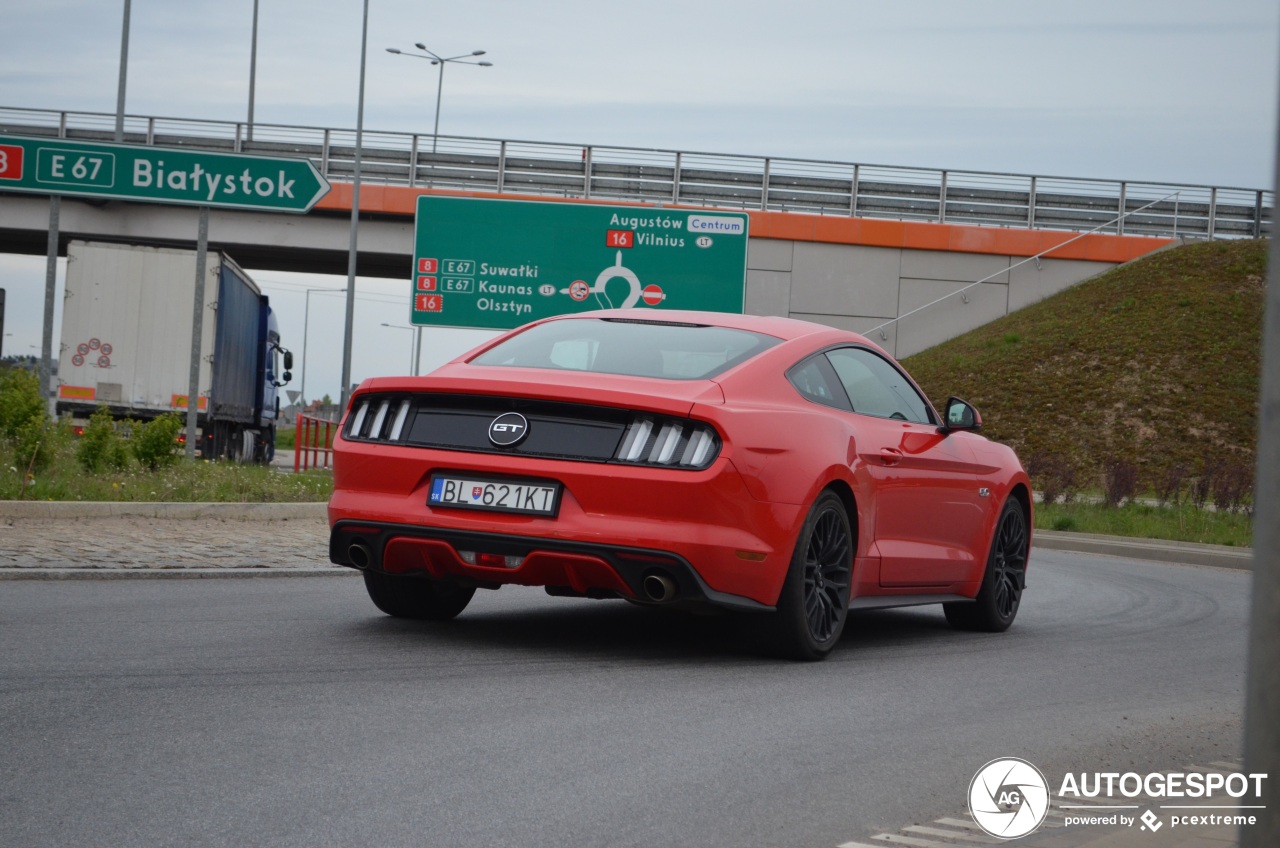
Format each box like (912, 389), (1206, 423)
(283, 351), (294, 370)
(282, 371), (293, 384)
(942, 396), (982, 432)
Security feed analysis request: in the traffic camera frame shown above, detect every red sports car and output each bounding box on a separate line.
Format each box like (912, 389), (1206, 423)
(328, 310), (1032, 660)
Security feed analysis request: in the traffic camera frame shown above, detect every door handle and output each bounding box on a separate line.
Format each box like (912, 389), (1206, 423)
(880, 448), (903, 466)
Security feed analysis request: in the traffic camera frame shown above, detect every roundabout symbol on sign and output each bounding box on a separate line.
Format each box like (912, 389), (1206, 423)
(559, 252), (666, 310)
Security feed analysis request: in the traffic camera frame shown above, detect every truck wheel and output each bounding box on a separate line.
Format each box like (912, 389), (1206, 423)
(363, 570), (475, 621)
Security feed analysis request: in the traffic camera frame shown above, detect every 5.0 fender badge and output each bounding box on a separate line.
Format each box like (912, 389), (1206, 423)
(488, 412), (530, 447)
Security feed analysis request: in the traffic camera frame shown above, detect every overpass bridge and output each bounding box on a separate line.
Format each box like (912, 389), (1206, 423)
(1, 106), (1269, 357)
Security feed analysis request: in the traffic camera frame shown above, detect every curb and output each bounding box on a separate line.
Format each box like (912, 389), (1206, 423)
(0, 567), (358, 580)
(0, 502), (328, 520)
(1033, 529), (1251, 571)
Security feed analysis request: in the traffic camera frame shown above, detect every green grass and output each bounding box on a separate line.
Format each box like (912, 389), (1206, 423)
(1035, 501), (1253, 547)
(3, 431), (332, 502)
(903, 239), (1267, 488)
(275, 424), (337, 451)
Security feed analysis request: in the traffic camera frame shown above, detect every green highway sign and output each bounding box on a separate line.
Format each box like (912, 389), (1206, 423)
(411, 196), (749, 330)
(0, 135), (330, 213)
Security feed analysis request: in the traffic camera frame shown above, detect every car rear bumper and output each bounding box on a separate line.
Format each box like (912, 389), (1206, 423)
(328, 440), (803, 608)
(330, 520), (775, 611)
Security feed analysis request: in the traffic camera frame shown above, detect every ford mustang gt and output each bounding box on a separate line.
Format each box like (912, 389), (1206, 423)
(328, 310), (1032, 660)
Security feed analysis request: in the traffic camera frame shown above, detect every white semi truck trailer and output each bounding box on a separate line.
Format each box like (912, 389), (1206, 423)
(56, 240), (292, 462)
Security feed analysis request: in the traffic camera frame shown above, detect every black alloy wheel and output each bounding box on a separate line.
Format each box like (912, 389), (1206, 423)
(991, 503), (1028, 619)
(944, 498), (1028, 632)
(768, 491), (854, 660)
(804, 504), (853, 642)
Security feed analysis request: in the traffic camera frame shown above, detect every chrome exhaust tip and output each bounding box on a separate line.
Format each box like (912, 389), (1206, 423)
(348, 542), (373, 570)
(642, 573), (677, 603)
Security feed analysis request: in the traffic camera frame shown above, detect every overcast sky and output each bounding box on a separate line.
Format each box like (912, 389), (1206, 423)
(2, 0), (1278, 403)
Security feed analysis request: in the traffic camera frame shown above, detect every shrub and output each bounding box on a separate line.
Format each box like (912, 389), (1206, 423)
(76, 406), (130, 473)
(1189, 466), (1213, 509)
(1210, 462), (1253, 514)
(1052, 515), (1078, 532)
(1155, 463), (1190, 507)
(1029, 451), (1080, 505)
(132, 413), (183, 470)
(1102, 458), (1137, 507)
(0, 367), (45, 441)
(0, 366), (60, 477)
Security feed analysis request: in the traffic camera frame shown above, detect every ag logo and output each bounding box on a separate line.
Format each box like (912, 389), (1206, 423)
(488, 412), (529, 447)
(968, 758), (1050, 839)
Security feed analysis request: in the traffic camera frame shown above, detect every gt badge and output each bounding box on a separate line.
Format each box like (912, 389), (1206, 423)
(488, 412), (530, 447)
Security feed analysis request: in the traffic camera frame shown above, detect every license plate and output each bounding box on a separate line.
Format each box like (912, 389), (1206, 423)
(428, 474), (561, 517)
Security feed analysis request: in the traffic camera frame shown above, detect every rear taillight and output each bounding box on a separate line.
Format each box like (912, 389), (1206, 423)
(614, 415), (720, 470)
(345, 396), (412, 441)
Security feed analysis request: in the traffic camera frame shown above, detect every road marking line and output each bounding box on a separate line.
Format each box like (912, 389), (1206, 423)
(872, 833), (988, 848)
(904, 824), (1002, 843)
(934, 818), (985, 831)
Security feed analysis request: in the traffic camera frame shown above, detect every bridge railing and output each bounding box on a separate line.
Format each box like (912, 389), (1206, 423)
(1, 106), (1270, 240)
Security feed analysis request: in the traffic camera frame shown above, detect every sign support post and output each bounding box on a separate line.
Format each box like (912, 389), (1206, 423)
(185, 207), (209, 461)
(40, 196), (59, 413)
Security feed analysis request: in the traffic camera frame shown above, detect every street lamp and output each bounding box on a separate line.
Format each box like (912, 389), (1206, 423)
(301, 287), (338, 405)
(386, 43), (491, 380)
(385, 44), (493, 154)
(380, 323), (417, 374)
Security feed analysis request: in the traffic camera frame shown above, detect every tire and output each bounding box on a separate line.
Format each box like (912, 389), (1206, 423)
(766, 491), (854, 661)
(944, 498), (1028, 632)
(363, 570), (476, 621)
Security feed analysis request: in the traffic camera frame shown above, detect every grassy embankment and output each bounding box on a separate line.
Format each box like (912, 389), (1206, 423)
(903, 239), (1266, 547)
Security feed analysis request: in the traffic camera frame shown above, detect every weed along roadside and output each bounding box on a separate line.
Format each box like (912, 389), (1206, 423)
(1, 368), (331, 503)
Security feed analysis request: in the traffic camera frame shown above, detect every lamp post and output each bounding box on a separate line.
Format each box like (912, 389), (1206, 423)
(380, 323), (417, 373)
(386, 43), (492, 375)
(340, 0), (370, 413)
(386, 44), (493, 154)
(247, 0), (259, 142)
(301, 287), (337, 406)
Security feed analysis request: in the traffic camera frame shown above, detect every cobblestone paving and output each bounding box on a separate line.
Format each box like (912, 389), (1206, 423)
(0, 515), (337, 570)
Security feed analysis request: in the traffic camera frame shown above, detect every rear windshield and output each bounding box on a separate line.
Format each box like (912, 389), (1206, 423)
(471, 318), (781, 380)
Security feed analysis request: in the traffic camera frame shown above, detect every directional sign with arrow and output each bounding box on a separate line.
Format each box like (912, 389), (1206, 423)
(0, 135), (330, 213)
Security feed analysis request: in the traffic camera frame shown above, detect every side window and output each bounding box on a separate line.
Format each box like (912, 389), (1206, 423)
(825, 347), (933, 424)
(786, 355), (852, 411)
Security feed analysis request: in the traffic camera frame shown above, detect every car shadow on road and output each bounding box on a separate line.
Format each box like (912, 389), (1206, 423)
(338, 596), (966, 665)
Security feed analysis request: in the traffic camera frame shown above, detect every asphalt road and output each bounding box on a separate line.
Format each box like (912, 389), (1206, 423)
(0, 551), (1249, 848)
